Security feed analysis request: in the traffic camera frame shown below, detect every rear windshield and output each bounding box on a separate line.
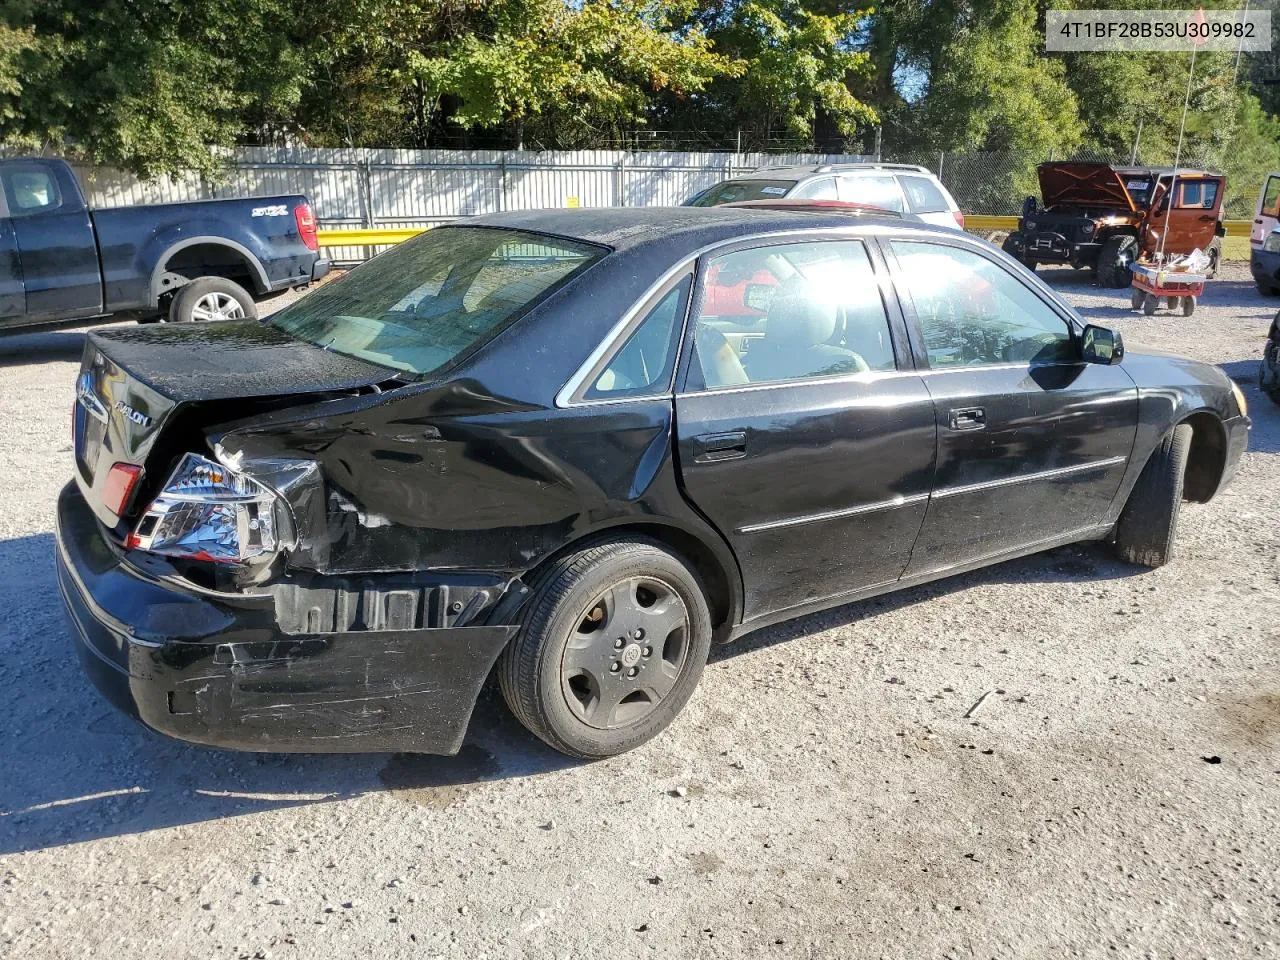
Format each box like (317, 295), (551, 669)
(688, 180), (797, 206)
(268, 227), (605, 375)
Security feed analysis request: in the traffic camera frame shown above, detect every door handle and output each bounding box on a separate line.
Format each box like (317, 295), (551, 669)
(692, 430), (747, 462)
(948, 407), (986, 431)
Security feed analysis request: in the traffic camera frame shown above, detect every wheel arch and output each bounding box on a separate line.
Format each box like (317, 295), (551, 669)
(1179, 409), (1229, 503)
(149, 236), (270, 306)
(502, 519), (743, 641)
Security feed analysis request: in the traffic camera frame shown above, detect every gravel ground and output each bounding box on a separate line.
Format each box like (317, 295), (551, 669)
(0, 263), (1277, 959)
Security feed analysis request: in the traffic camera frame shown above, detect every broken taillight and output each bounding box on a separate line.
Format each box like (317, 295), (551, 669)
(126, 454), (282, 564)
(295, 202), (319, 251)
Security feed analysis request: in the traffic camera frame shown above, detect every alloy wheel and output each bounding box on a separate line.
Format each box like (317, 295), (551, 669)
(190, 292), (246, 322)
(559, 576), (691, 730)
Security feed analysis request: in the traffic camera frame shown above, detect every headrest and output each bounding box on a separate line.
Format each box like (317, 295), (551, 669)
(765, 290), (838, 347)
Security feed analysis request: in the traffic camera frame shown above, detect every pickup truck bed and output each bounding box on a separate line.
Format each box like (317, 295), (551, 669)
(0, 158), (329, 329)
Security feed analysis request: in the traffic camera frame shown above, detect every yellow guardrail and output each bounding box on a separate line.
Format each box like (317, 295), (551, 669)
(317, 227), (428, 246)
(317, 217), (1256, 250)
(964, 215), (1252, 237)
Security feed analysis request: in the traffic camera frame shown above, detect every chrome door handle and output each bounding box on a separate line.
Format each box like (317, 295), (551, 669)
(948, 407), (986, 431)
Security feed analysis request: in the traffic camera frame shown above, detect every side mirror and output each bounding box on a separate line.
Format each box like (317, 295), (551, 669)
(1081, 324), (1124, 365)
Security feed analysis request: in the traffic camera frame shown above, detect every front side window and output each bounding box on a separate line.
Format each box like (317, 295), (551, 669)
(687, 180), (797, 206)
(3, 164), (61, 214)
(585, 276), (691, 400)
(838, 176), (905, 212)
(891, 241), (1074, 367)
(269, 227), (605, 375)
(1177, 180), (1219, 209)
(691, 240), (896, 389)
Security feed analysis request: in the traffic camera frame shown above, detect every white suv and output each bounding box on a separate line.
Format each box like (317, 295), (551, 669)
(687, 163), (965, 230)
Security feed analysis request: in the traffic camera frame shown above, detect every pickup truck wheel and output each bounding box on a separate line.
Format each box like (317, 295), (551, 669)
(168, 277), (257, 323)
(499, 538), (712, 760)
(1097, 235), (1138, 288)
(1258, 279), (1280, 297)
(1113, 423), (1192, 568)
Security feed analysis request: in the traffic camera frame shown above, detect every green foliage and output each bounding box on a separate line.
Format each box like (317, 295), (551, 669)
(0, 0), (1275, 199)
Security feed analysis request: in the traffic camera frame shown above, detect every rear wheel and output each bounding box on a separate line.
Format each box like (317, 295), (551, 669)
(499, 538), (713, 760)
(1143, 292), (1159, 316)
(1097, 235), (1138, 288)
(1206, 240), (1221, 279)
(1130, 288), (1144, 310)
(1258, 278), (1280, 297)
(168, 277), (257, 323)
(1181, 295), (1196, 317)
(1263, 332), (1280, 406)
(1113, 424), (1192, 567)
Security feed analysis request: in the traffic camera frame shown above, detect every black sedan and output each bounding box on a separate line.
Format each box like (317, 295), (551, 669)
(57, 207), (1251, 760)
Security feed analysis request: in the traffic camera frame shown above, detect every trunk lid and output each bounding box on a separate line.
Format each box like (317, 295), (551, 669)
(1037, 162), (1137, 212)
(73, 321), (398, 530)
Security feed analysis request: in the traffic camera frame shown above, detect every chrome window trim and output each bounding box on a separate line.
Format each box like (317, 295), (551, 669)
(931, 456), (1128, 500)
(554, 223), (968, 409)
(738, 492), (928, 534)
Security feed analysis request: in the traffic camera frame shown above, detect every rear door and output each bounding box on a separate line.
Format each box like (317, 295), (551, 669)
(0, 190), (24, 322)
(1, 160), (102, 320)
(884, 237), (1137, 575)
(674, 235), (936, 621)
(1252, 173), (1279, 249)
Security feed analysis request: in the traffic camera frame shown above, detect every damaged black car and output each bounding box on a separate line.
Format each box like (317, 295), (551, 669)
(58, 208), (1250, 760)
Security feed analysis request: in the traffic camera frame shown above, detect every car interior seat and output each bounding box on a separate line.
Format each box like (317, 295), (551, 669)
(744, 286), (868, 382)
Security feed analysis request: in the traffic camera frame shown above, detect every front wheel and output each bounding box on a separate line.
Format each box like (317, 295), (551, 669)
(1113, 424), (1192, 567)
(499, 538), (713, 759)
(168, 277), (257, 323)
(1097, 235), (1138, 288)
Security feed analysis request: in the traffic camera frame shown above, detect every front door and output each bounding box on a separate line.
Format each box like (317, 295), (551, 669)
(885, 238), (1138, 576)
(1146, 176), (1223, 255)
(674, 236), (936, 621)
(1, 160), (101, 320)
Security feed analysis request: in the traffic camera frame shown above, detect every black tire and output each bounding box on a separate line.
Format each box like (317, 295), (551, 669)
(168, 277), (257, 323)
(498, 538), (713, 760)
(1205, 239), (1221, 280)
(1263, 334), (1280, 406)
(1142, 292), (1158, 316)
(1097, 235), (1138, 288)
(1181, 295), (1196, 317)
(1113, 424), (1193, 568)
(1130, 288), (1143, 310)
(1258, 278), (1280, 298)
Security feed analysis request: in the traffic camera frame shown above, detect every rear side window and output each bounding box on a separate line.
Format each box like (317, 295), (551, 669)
(791, 178), (838, 201)
(2, 164), (62, 215)
(891, 241), (1073, 367)
(690, 240), (896, 390)
(585, 276), (691, 400)
(837, 176), (904, 212)
(1261, 176), (1280, 217)
(898, 175), (950, 214)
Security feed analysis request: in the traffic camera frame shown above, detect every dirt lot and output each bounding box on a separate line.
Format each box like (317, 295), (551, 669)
(1, 264), (1277, 959)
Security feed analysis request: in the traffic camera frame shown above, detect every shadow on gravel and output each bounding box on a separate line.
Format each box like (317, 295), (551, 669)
(0, 327), (89, 368)
(712, 540), (1145, 663)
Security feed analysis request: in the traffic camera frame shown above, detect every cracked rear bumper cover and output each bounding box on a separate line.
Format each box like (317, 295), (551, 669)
(55, 484), (516, 755)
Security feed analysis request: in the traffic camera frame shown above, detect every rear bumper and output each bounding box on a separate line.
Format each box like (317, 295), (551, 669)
(311, 257), (332, 282)
(55, 483), (516, 754)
